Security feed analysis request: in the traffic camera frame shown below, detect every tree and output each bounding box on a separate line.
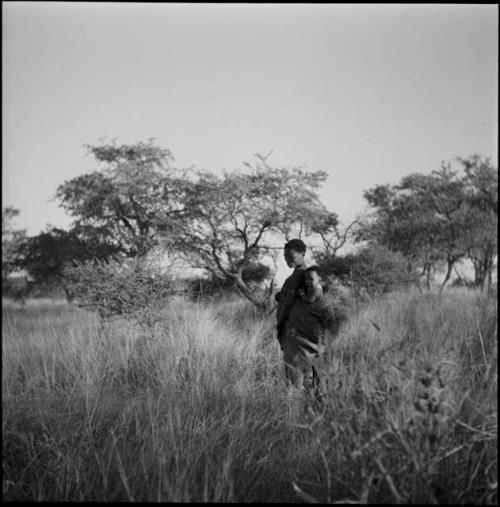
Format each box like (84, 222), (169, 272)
(396, 165), (470, 291)
(315, 242), (414, 299)
(54, 139), (186, 258)
(309, 216), (361, 260)
(16, 226), (121, 301)
(457, 154), (497, 292)
(55, 141), (339, 308)
(162, 155), (336, 310)
(63, 258), (173, 330)
(2, 207), (26, 282)
(358, 156), (497, 291)
(185, 261), (271, 299)
(359, 181), (441, 289)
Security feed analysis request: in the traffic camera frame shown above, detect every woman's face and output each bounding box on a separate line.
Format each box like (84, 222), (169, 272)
(284, 247), (304, 268)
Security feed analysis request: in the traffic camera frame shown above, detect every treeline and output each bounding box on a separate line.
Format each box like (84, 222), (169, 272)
(2, 140), (497, 310)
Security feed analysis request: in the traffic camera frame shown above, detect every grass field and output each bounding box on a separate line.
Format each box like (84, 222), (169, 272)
(2, 288), (497, 503)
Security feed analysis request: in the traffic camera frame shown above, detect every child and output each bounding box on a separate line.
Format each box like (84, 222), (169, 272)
(288, 266), (337, 398)
(291, 267), (334, 342)
(298, 266), (324, 303)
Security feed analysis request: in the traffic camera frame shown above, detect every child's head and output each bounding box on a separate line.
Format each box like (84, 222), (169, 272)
(305, 266), (322, 291)
(284, 238), (306, 268)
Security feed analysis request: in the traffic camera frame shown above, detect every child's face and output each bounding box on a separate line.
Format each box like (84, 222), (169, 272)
(305, 271), (321, 290)
(284, 247), (304, 268)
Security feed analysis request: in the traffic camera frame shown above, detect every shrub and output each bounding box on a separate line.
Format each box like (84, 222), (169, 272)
(62, 258), (173, 330)
(316, 242), (414, 298)
(185, 262), (272, 300)
(2, 276), (33, 302)
(450, 276), (475, 288)
(322, 277), (354, 325)
(185, 273), (236, 299)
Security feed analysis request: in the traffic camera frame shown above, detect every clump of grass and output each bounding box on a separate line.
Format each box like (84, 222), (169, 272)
(3, 298), (301, 501)
(301, 287), (497, 504)
(2, 288), (497, 503)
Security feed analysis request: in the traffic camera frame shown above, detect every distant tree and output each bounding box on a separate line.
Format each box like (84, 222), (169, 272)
(3, 276), (35, 306)
(162, 154), (337, 310)
(360, 177), (446, 290)
(54, 139), (186, 258)
(63, 258), (173, 330)
(2, 207), (26, 282)
(358, 155), (497, 291)
(315, 242), (414, 299)
(395, 165), (470, 291)
(17, 226), (121, 302)
(186, 261), (271, 299)
(308, 215), (361, 260)
(457, 154), (498, 292)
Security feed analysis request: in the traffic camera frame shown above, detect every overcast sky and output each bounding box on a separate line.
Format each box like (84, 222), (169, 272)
(3, 3), (498, 237)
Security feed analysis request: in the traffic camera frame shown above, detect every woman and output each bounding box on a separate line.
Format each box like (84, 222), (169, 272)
(275, 238), (319, 391)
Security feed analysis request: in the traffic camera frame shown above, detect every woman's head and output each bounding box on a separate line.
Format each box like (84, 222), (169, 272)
(284, 238), (306, 268)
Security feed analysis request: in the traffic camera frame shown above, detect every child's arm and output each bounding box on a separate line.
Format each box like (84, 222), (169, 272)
(299, 292), (317, 303)
(299, 286), (323, 303)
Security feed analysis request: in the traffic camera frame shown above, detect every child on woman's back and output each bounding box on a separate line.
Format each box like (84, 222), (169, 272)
(291, 266), (338, 348)
(298, 266), (323, 303)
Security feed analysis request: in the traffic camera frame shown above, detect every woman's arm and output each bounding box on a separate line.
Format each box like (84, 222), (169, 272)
(276, 269), (306, 328)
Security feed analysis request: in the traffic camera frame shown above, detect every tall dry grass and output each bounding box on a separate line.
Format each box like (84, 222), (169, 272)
(2, 288), (497, 503)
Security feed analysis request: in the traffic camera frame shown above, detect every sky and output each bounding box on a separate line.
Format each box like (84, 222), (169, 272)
(3, 3), (498, 241)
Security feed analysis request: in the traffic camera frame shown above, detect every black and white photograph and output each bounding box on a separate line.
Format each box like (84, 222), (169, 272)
(2, 2), (497, 503)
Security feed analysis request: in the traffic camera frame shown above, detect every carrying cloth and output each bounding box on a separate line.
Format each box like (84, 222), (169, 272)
(288, 296), (339, 348)
(280, 279), (351, 390)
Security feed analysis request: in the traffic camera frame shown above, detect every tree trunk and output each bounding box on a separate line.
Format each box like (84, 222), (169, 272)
(472, 258), (488, 291)
(424, 263), (432, 290)
(487, 268), (493, 295)
(63, 287), (75, 304)
(439, 261), (454, 293)
(233, 276), (267, 312)
(439, 256), (458, 293)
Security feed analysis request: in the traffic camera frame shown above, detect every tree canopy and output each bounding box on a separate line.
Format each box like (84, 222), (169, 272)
(160, 155), (337, 308)
(55, 139), (185, 258)
(50, 142), (340, 308)
(359, 155), (497, 290)
(11, 139), (496, 306)
(16, 226), (122, 301)
(2, 207), (27, 282)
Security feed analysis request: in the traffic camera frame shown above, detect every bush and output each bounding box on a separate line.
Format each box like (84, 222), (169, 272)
(316, 242), (414, 298)
(322, 277), (354, 325)
(450, 276), (475, 288)
(185, 273), (236, 299)
(62, 258), (173, 330)
(2, 276), (35, 303)
(185, 262), (272, 300)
